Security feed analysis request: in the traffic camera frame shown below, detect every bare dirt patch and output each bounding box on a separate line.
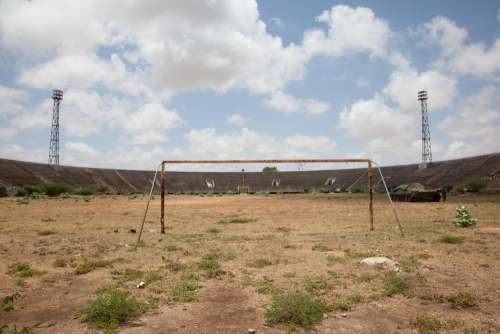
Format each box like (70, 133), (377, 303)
(1, 194), (499, 333)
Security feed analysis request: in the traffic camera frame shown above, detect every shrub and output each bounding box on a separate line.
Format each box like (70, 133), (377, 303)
(454, 206), (477, 227)
(206, 228), (221, 234)
(463, 327), (478, 334)
(414, 315), (442, 334)
(303, 276), (328, 294)
(75, 260), (113, 275)
(80, 289), (147, 333)
(256, 277), (276, 295)
(465, 181), (486, 193)
(447, 292), (477, 309)
(7, 262), (42, 278)
(40, 183), (71, 197)
(438, 235), (465, 244)
(197, 255), (224, 278)
(333, 294), (363, 312)
(265, 291), (328, 329)
(77, 187), (94, 196)
(383, 272), (413, 297)
(170, 281), (199, 302)
(217, 218), (252, 225)
(38, 230), (57, 236)
(2, 293), (20, 312)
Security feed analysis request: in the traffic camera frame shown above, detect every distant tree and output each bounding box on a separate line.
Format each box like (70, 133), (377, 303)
(262, 166), (278, 173)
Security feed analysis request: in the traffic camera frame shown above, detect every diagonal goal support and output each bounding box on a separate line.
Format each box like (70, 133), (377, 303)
(137, 159), (404, 244)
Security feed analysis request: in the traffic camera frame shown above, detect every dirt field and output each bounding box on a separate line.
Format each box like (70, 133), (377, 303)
(0, 193), (499, 333)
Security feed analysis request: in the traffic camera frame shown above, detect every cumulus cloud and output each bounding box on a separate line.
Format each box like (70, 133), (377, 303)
(440, 86), (500, 158)
(340, 98), (414, 140)
(303, 5), (392, 58)
(383, 68), (457, 112)
(226, 114), (250, 126)
(184, 127), (337, 160)
(419, 16), (500, 79)
(265, 92), (330, 115)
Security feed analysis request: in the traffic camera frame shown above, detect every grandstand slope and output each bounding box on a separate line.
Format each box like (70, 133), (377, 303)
(0, 153), (499, 194)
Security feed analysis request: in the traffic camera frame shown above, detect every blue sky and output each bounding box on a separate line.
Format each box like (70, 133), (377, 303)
(0, 0), (499, 170)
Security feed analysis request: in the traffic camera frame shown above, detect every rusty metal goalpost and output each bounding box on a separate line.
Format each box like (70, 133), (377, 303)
(137, 158), (404, 244)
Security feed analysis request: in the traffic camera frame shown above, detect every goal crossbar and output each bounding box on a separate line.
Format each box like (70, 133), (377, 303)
(157, 158), (375, 236)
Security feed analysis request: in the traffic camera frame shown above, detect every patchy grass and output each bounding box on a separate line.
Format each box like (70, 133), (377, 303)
(248, 258), (274, 268)
(414, 315), (442, 334)
(400, 256), (420, 272)
(37, 230), (57, 236)
(383, 272), (413, 297)
(75, 260), (113, 275)
(344, 248), (377, 259)
(52, 258), (68, 268)
(163, 259), (187, 272)
(463, 327), (478, 334)
(0, 325), (30, 334)
(446, 292), (477, 309)
(197, 254), (224, 278)
(256, 277), (277, 295)
(7, 262), (42, 278)
(2, 292), (20, 312)
(303, 276), (328, 295)
(333, 294), (363, 312)
(170, 281), (199, 302)
(312, 244), (333, 252)
(80, 289), (148, 333)
(217, 218), (252, 225)
(144, 271), (163, 285)
(438, 235), (465, 244)
(206, 228), (221, 234)
(265, 291), (328, 329)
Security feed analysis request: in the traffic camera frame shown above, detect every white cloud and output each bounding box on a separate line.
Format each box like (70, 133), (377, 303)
(265, 92), (330, 115)
(0, 85), (29, 116)
(226, 114), (250, 126)
(125, 103), (182, 144)
(65, 141), (98, 156)
(440, 86), (500, 158)
(340, 98), (414, 141)
(303, 5), (392, 58)
(383, 68), (457, 112)
(269, 17), (285, 30)
(420, 16), (500, 79)
(184, 127), (337, 160)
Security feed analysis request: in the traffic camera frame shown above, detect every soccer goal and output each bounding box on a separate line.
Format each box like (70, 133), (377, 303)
(137, 158), (403, 244)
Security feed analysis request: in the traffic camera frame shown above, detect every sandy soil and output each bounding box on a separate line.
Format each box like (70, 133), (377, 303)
(0, 193), (499, 333)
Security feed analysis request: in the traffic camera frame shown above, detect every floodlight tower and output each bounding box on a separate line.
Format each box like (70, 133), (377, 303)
(48, 89), (63, 165)
(418, 90), (432, 167)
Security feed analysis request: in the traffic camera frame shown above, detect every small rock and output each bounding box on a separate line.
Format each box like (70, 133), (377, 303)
(248, 329), (256, 334)
(148, 229), (157, 233)
(113, 229), (118, 233)
(360, 257), (400, 272)
(129, 229), (137, 233)
(323, 313), (328, 319)
(136, 281), (145, 289)
(341, 313), (347, 318)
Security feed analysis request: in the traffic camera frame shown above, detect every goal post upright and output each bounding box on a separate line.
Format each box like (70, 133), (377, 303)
(158, 158), (375, 235)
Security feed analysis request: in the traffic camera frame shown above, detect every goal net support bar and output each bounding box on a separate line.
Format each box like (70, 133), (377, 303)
(136, 158), (405, 245)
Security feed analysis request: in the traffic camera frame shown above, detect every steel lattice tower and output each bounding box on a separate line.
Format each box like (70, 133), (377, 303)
(48, 90), (63, 165)
(418, 90), (432, 165)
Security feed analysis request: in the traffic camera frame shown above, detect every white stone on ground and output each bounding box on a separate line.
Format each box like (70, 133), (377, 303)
(360, 257), (400, 271)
